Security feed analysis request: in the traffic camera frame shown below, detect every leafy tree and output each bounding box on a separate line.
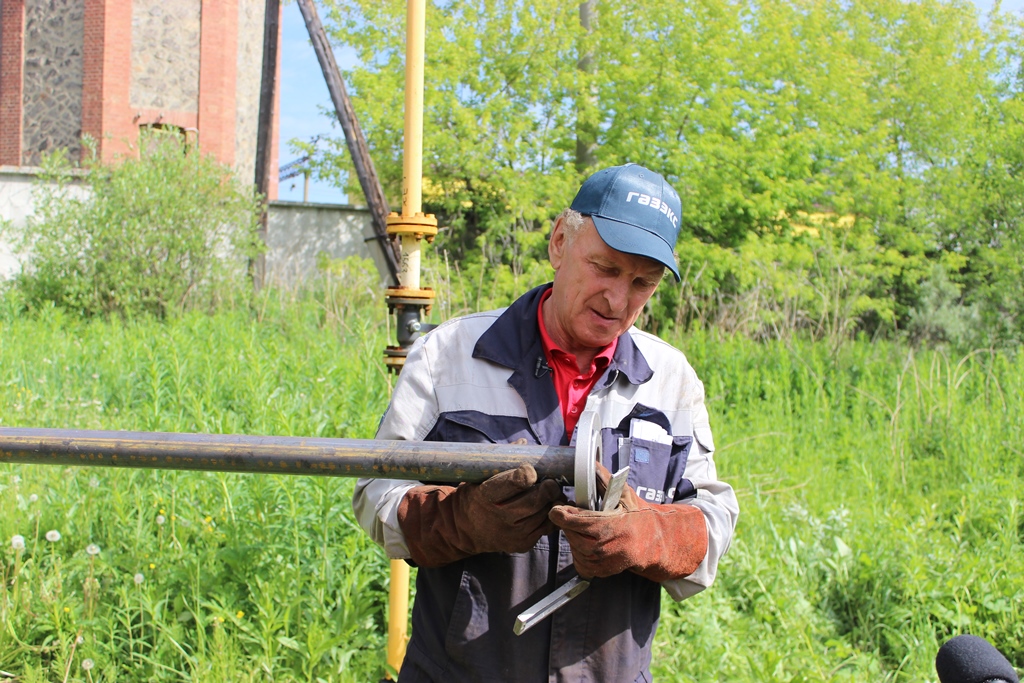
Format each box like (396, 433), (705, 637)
(319, 0), (580, 265)
(313, 0), (1024, 342)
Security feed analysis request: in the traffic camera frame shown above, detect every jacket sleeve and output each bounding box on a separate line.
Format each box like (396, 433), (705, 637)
(662, 439), (739, 601)
(661, 373), (739, 602)
(352, 336), (439, 560)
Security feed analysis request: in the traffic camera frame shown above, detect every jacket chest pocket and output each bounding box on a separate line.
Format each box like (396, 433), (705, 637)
(598, 407), (696, 504)
(427, 410), (536, 445)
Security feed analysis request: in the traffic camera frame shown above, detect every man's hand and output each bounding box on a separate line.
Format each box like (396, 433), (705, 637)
(548, 463), (707, 582)
(398, 461), (566, 567)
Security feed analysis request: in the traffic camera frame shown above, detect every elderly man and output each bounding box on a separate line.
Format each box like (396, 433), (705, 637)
(354, 164), (738, 682)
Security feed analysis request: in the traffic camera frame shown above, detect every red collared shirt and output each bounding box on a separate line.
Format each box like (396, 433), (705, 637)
(537, 288), (618, 438)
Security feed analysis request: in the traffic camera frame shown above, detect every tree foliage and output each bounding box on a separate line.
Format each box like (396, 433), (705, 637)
(314, 0), (1024, 344)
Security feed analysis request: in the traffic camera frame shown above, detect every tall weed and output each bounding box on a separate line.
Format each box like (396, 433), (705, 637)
(0, 294), (393, 680)
(653, 331), (1023, 681)
(0, 294), (1021, 680)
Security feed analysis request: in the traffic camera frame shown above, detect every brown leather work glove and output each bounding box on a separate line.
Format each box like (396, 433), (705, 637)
(397, 461), (566, 567)
(548, 462), (708, 582)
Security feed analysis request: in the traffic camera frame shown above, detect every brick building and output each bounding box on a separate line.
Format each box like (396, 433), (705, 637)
(0, 0), (279, 195)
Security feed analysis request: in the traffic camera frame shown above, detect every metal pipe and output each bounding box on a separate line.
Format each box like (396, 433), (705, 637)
(398, 0), (427, 292)
(400, 240), (422, 290)
(388, 1), (431, 670)
(388, 558), (410, 677)
(0, 428), (576, 483)
(403, 0), (426, 219)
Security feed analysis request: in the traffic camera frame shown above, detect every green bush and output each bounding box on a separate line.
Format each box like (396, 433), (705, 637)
(3, 133), (264, 319)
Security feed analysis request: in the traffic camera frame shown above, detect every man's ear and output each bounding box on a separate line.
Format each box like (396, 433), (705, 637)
(549, 217), (566, 271)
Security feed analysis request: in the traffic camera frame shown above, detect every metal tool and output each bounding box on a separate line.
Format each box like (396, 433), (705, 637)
(513, 463), (631, 636)
(573, 410), (600, 510)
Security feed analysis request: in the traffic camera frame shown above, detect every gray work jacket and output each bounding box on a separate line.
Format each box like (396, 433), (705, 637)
(353, 284), (738, 682)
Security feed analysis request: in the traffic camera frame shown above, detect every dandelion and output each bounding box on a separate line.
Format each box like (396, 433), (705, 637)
(29, 493), (38, 503)
(156, 514), (166, 525)
(46, 529), (61, 542)
(133, 572), (144, 585)
(81, 658), (94, 671)
(148, 563), (155, 569)
(76, 635), (85, 644)
(89, 476), (99, 489)
(236, 610), (244, 619)
(86, 544), (100, 556)
(11, 535), (24, 551)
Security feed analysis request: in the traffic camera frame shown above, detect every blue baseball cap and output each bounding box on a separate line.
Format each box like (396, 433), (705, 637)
(570, 163), (682, 281)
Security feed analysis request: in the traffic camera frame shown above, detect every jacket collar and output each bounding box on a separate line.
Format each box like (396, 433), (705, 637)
(474, 283), (654, 385)
(472, 284), (654, 445)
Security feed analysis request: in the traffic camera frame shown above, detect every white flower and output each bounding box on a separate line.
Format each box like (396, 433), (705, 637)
(81, 658), (94, 671)
(89, 476), (99, 489)
(45, 530), (61, 543)
(28, 493), (38, 503)
(11, 535), (25, 551)
(76, 635), (85, 644)
(86, 544), (100, 556)
(155, 514), (166, 526)
(133, 573), (144, 585)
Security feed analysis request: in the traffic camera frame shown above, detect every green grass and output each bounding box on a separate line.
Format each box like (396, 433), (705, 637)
(0, 293), (395, 681)
(656, 334), (1024, 681)
(1, 293), (1022, 681)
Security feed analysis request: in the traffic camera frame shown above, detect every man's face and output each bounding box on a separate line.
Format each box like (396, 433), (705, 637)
(545, 217), (665, 357)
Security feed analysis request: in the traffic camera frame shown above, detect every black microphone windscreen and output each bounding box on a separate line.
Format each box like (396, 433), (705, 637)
(936, 634), (1020, 683)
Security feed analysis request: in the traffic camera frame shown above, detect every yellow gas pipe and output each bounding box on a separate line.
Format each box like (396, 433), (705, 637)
(384, 0), (436, 674)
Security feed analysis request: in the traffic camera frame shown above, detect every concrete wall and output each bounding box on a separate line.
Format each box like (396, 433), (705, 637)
(0, 166), (90, 278)
(265, 200), (389, 288)
(0, 168), (38, 277)
(0, 170), (388, 287)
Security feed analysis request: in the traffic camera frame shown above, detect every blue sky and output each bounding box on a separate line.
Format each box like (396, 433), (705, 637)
(276, 0), (1024, 206)
(277, 4), (356, 204)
